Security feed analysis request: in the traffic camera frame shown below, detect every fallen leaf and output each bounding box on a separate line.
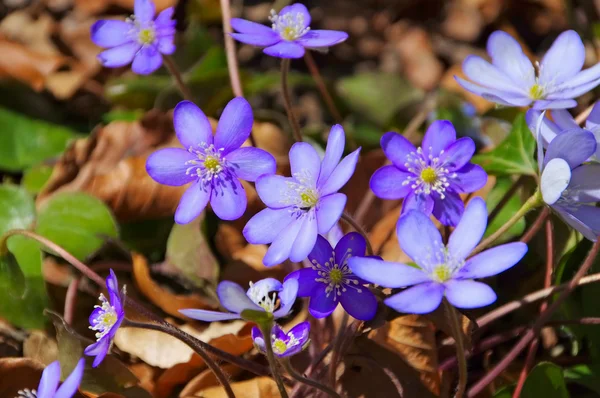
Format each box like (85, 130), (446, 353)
(180, 364), (242, 397)
(23, 330), (59, 365)
(192, 377), (283, 398)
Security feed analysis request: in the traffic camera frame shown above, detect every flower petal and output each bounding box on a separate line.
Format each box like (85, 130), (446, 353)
(84, 337), (110, 368)
(290, 215), (318, 262)
(174, 181), (210, 224)
(486, 31), (535, 87)
(131, 46), (163, 75)
(255, 174), (295, 209)
(174, 101), (213, 148)
(526, 109), (561, 147)
(282, 321), (311, 356)
(568, 163), (600, 202)
(91, 20), (132, 47)
(155, 7), (175, 25)
(210, 177), (246, 220)
(422, 120), (457, 159)
(308, 234), (335, 268)
(458, 242), (528, 279)
(544, 129), (596, 168)
(285, 268), (320, 297)
(134, 0), (155, 23)
(36, 361), (61, 398)
(319, 147), (360, 196)
(455, 76), (532, 107)
(279, 3), (311, 28)
(440, 137), (475, 170)
(290, 142), (321, 185)
(296, 30), (348, 48)
(554, 204), (600, 241)
(384, 283), (444, 314)
(452, 164), (487, 193)
(307, 285), (337, 318)
(230, 32), (281, 47)
(158, 36), (175, 55)
(396, 209), (443, 271)
(380, 131), (417, 171)
(335, 232), (366, 265)
(550, 63), (600, 100)
(432, 191), (464, 227)
(227, 147), (276, 182)
(586, 102), (600, 132)
(532, 99), (578, 109)
(178, 309), (241, 322)
(218, 281), (262, 313)
(263, 218), (303, 266)
(243, 208), (293, 244)
(215, 97), (254, 153)
(273, 278), (299, 318)
(402, 192), (434, 216)
(462, 55), (525, 95)
(264, 41), (306, 58)
(98, 42), (140, 67)
(55, 358), (85, 398)
(444, 280), (497, 309)
(231, 18), (275, 35)
(340, 287), (377, 321)
(315, 193), (346, 234)
(448, 197), (487, 260)
(541, 158), (571, 205)
(348, 257), (429, 288)
(146, 148), (196, 186)
(540, 30), (585, 84)
(370, 165), (413, 199)
(318, 124), (345, 185)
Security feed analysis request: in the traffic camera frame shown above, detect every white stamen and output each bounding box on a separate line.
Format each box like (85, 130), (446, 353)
(269, 9), (310, 41)
(313, 248), (363, 301)
(89, 293), (119, 341)
(16, 389), (37, 398)
(247, 282), (278, 313)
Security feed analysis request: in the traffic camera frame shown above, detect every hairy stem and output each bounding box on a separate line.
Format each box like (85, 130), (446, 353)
(260, 324), (289, 398)
(329, 312), (349, 390)
(341, 213), (374, 255)
(162, 55), (193, 101)
(282, 359), (340, 398)
(445, 300), (467, 398)
(281, 58), (302, 142)
(219, 0), (243, 98)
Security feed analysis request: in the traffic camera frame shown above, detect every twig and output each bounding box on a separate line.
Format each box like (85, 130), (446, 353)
(64, 277), (81, 325)
(162, 55), (193, 100)
(340, 213), (374, 255)
(219, 0), (243, 98)
(281, 58), (302, 142)
(445, 300), (467, 397)
(520, 208), (550, 244)
(282, 359), (341, 398)
(290, 341), (334, 398)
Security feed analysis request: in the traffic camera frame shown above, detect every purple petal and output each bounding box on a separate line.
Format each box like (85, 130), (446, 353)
(552, 109), (579, 130)
(218, 281), (262, 313)
(290, 142), (321, 185)
(539, 30), (585, 84)
(226, 147), (276, 182)
(319, 147), (360, 196)
(98, 42), (140, 67)
(462, 55), (525, 95)
(280, 3), (311, 28)
(85, 338), (110, 368)
(273, 278), (299, 318)
(448, 197), (487, 260)
(444, 280), (497, 309)
(335, 232), (366, 265)
(158, 36), (175, 55)
(440, 137), (475, 170)
(402, 191), (434, 216)
(174, 101), (213, 148)
(544, 129), (597, 168)
(554, 204), (600, 242)
(318, 124), (345, 186)
(134, 0), (155, 22)
(486, 31), (535, 87)
(455, 76), (532, 107)
(384, 283), (444, 314)
(452, 164), (487, 193)
(285, 268), (319, 297)
(432, 191), (465, 227)
(178, 309), (241, 322)
(146, 148), (196, 186)
(396, 209), (443, 271)
(155, 7), (174, 25)
(263, 218), (303, 266)
(308, 234), (335, 268)
(422, 120), (456, 159)
(243, 208), (293, 244)
(348, 257), (430, 288)
(264, 41), (305, 58)
(215, 97), (253, 153)
(532, 99), (578, 109)
(296, 30), (348, 48)
(541, 158), (571, 205)
(282, 321), (310, 356)
(340, 287), (377, 321)
(106, 269), (122, 314)
(131, 46), (163, 75)
(210, 177), (246, 220)
(231, 18), (274, 35)
(308, 285), (337, 318)
(315, 193), (346, 234)
(90, 20), (132, 47)
(586, 102), (600, 131)
(549, 62), (600, 99)
(255, 174), (295, 209)
(380, 132), (417, 171)
(370, 165), (413, 199)
(290, 215), (318, 262)
(526, 109), (561, 147)
(458, 242), (527, 279)
(251, 326), (266, 352)
(37, 361), (61, 398)
(568, 164), (600, 202)
(55, 358), (85, 398)
(174, 181), (210, 224)
(230, 32), (280, 47)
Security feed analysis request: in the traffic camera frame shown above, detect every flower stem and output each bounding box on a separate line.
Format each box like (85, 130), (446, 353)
(471, 190), (543, 256)
(260, 323), (289, 398)
(328, 312), (349, 389)
(282, 359), (340, 398)
(162, 55), (193, 101)
(341, 212), (374, 255)
(280, 58), (302, 142)
(219, 0), (243, 98)
(487, 176), (527, 225)
(64, 277), (81, 325)
(123, 319), (236, 398)
(445, 300), (467, 398)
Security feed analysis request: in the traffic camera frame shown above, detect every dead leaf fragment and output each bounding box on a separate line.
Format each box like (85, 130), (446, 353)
(180, 364), (242, 397)
(193, 377), (283, 398)
(23, 330), (59, 365)
(0, 40), (65, 91)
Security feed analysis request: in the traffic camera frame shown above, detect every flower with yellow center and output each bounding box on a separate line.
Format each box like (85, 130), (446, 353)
(138, 27), (156, 45)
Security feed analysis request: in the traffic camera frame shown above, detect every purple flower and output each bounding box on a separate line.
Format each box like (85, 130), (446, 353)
(243, 125), (360, 266)
(370, 120), (487, 226)
(285, 232), (377, 321)
(91, 0), (176, 75)
(455, 30), (600, 109)
(146, 98), (276, 223)
(84, 270), (125, 367)
(348, 198), (528, 314)
(535, 118), (600, 241)
(179, 278), (298, 322)
(18, 359), (85, 398)
(251, 322), (310, 357)
(230, 3), (348, 59)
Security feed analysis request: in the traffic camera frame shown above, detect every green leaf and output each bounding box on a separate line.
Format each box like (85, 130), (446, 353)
(0, 108), (79, 171)
(22, 164), (53, 194)
(484, 177), (526, 243)
(102, 109), (145, 123)
(120, 217), (173, 263)
(521, 362), (569, 398)
(336, 73), (424, 126)
(36, 192), (119, 260)
(493, 385), (514, 398)
(472, 113), (538, 177)
(565, 364), (600, 395)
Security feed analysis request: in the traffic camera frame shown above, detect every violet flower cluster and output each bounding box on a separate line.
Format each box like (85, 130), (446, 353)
(17, 358), (85, 398)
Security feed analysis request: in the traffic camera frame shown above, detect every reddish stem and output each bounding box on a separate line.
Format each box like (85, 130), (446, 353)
(63, 277), (81, 325)
(520, 208), (550, 244)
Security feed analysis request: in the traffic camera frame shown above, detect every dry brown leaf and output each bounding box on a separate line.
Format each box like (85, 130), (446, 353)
(193, 377), (283, 398)
(132, 253), (218, 320)
(23, 331), (59, 366)
(74, 0), (176, 15)
(180, 364), (242, 397)
(0, 12), (58, 56)
(128, 363), (156, 395)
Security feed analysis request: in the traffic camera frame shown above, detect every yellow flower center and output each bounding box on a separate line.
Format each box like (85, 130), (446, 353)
(204, 156), (221, 171)
(420, 167), (438, 185)
(329, 269), (343, 284)
(529, 84), (545, 100)
(273, 339), (288, 354)
(432, 265), (452, 283)
(138, 28), (155, 45)
(282, 26), (298, 40)
(299, 189), (319, 208)
(100, 311), (117, 327)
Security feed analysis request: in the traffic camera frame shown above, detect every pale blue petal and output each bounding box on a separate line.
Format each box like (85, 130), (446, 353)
(98, 42), (139, 67)
(296, 30), (348, 48)
(217, 281), (262, 313)
(457, 242), (527, 279)
(134, 0), (155, 23)
(243, 208), (293, 244)
(289, 215), (318, 262)
(455, 76), (532, 106)
(370, 165), (413, 199)
(174, 181), (210, 224)
(544, 129), (596, 168)
(263, 218), (303, 266)
(55, 358), (85, 398)
(179, 309), (241, 322)
(210, 177), (246, 220)
(487, 30), (536, 87)
(146, 148), (196, 186)
(318, 124), (345, 185)
(422, 120), (456, 159)
(174, 101), (213, 149)
(131, 45), (162, 75)
(290, 142), (321, 185)
(273, 278), (299, 318)
(554, 204), (600, 242)
(402, 192), (434, 216)
(315, 193), (346, 234)
(279, 4), (311, 28)
(348, 257), (429, 288)
(539, 30), (585, 84)
(532, 99), (578, 109)
(255, 174), (295, 209)
(541, 158), (571, 205)
(396, 210), (443, 271)
(36, 361), (60, 398)
(227, 147), (276, 182)
(380, 132), (417, 171)
(90, 20), (132, 47)
(230, 33), (280, 47)
(264, 41), (305, 58)
(447, 197), (487, 260)
(215, 97), (254, 153)
(384, 283), (444, 314)
(231, 18), (274, 35)
(568, 164), (600, 202)
(444, 280), (497, 309)
(319, 148), (360, 196)
(462, 55), (525, 95)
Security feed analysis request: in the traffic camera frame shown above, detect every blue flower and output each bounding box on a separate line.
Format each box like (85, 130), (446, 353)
(243, 125), (360, 266)
(370, 120), (487, 226)
(146, 98), (276, 223)
(251, 322), (310, 358)
(455, 30), (600, 109)
(18, 359), (85, 398)
(84, 270), (125, 367)
(348, 198), (528, 314)
(285, 232), (377, 320)
(179, 278), (298, 322)
(91, 0), (176, 75)
(231, 3), (348, 59)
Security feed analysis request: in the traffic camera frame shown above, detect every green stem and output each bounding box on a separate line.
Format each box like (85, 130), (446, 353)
(471, 191), (543, 256)
(280, 58), (302, 142)
(162, 55), (193, 101)
(261, 323), (289, 398)
(282, 359), (341, 398)
(445, 300), (467, 398)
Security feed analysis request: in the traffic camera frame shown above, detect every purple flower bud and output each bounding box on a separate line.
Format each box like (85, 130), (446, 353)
(251, 322), (310, 357)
